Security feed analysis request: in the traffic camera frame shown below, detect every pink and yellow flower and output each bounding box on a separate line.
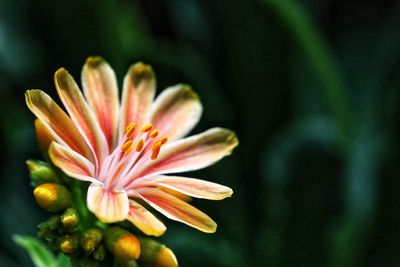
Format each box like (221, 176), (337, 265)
(25, 57), (238, 236)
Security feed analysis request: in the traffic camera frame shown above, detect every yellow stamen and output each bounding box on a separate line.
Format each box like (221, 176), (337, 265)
(135, 139), (145, 152)
(149, 129), (159, 138)
(121, 140), (133, 152)
(151, 142), (162, 160)
(140, 123), (153, 132)
(125, 122), (136, 138)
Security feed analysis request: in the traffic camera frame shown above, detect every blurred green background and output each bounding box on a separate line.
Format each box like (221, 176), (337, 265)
(1, 0), (400, 266)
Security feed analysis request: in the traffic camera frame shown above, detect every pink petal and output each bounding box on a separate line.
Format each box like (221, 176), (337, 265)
(137, 187), (217, 233)
(25, 90), (94, 162)
(150, 85), (202, 141)
(87, 183), (129, 223)
(48, 142), (97, 183)
(136, 175), (233, 200)
(127, 199), (166, 237)
(54, 68), (108, 166)
(119, 62), (155, 139)
(134, 128), (238, 179)
(82, 57), (119, 150)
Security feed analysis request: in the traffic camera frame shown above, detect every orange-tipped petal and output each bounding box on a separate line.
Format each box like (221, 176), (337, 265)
(127, 200), (166, 237)
(150, 84), (202, 141)
(54, 68), (108, 165)
(25, 90), (94, 161)
(87, 183), (129, 223)
(82, 57), (119, 150)
(137, 187), (217, 233)
(119, 62), (156, 138)
(34, 119), (54, 153)
(144, 176), (233, 200)
(48, 142), (97, 183)
(136, 128), (238, 178)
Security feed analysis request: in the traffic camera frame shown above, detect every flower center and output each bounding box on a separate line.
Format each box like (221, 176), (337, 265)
(99, 122), (168, 189)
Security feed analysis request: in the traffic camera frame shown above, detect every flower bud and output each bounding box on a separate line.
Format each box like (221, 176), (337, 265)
(81, 228), (103, 254)
(105, 227), (141, 261)
(26, 160), (60, 186)
(34, 119), (54, 153)
(61, 208), (79, 229)
(38, 215), (61, 231)
(93, 243), (106, 261)
(59, 234), (80, 255)
(137, 237), (178, 267)
(34, 183), (72, 212)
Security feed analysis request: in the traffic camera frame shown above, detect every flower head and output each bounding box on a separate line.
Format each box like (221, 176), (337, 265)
(26, 57), (238, 236)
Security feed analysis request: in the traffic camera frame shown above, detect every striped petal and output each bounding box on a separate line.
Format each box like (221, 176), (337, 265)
(136, 175), (233, 200)
(87, 183), (129, 223)
(54, 68), (108, 165)
(25, 90), (94, 161)
(150, 85), (202, 141)
(127, 199), (166, 237)
(82, 57), (119, 150)
(137, 187), (216, 233)
(134, 128), (238, 179)
(119, 62), (156, 139)
(48, 142), (97, 183)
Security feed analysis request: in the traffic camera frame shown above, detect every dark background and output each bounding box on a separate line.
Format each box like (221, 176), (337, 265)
(1, 0), (400, 266)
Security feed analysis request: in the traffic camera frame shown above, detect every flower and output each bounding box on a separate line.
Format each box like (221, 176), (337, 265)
(25, 57), (238, 236)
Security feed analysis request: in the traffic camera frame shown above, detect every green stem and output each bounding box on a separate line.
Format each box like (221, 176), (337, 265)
(69, 179), (95, 230)
(261, 0), (353, 135)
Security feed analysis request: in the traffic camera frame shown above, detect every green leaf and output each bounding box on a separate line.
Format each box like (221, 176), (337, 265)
(56, 253), (72, 267)
(13, 235), (57, 267)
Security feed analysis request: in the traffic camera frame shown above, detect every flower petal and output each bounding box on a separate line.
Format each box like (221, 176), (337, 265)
(54, 68), (108, 165)
(136, 175), (233, 200)
(119, 62), (156, 138)
(134, 128), (238, 179)
(48, 142), (97, 183)
(127, 199), (166, 237)
(82, 57), (119, 150)
(87, 183), (129, 223)
(136, 187), (217, 233)
(150, 84), (202, 141)
(25, 90), (94, 161)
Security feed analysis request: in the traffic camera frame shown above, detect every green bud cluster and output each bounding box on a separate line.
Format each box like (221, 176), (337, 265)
(27, 159), (178, 266)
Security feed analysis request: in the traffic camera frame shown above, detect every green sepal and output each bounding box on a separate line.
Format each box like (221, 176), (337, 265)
(93, 243), (106, 261)
(136, 237), (163, 266)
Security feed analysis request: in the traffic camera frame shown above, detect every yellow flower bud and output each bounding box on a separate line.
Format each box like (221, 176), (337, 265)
(137, 237), (178, 267)
(59, 234), (80, 255)
(155, 247), (178, 267)
(34, 119), (54, 153)
(26, 160), (60, 185)
(61, 208), (79, 229)
(33, 183), (72, 212)
(81, 228), (103, 254)
(105, 227), (141, 261)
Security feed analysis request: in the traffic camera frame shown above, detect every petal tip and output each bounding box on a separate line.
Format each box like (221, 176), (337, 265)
(129, 62), (155, 87)
(177, 84), (200, 101)
(85, 56), (105, 68)
(204, 222), (217, 234)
